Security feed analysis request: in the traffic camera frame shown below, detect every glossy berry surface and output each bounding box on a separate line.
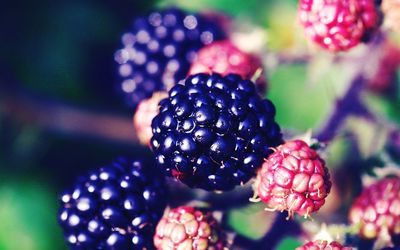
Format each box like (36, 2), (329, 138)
(58, 157), (167, 249)
(254, 140), (332, 217)
(295, 240), (352, 250)
(150, 73), (283, 191)
(114, 8), (225, 109)
(134, 92), (168, 146)
(153, 206), (226, 250)
(188, 40), (267, 95)
(298, 0), (381, 51)
(349, 177), (400, 239)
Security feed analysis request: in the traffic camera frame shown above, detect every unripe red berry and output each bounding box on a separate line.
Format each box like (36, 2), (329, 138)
(253, 140), (332, 218)
(188, 40), (266, 94)
(153, 206), (227, 250)
(133, 92), (168, 146)
(348, 177), (400, 239)
(296, 240), (353, 250)
(298, 0), (381, 52)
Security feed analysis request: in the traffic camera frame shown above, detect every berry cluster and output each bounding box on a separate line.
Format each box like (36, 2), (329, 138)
(153, 206), (226, 250)
(150, 73), (283, 191)
(298, 0), (382, 51)
(114, 8), (225, 109)
(58, 158), (167, 249)
(253, 140), (332, 218)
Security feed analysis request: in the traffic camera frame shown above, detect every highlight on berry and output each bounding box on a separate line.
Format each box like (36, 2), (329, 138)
(114, 7), (226, 109)
(58, 157), (167, 249)
(150, 72), (283, 191)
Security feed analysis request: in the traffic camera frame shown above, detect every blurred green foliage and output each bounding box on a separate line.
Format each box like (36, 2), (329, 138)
(275, 237), (302, 250)
(158, 0), (298, 26)
(268, 64), (331, 130)
(0, 177), (66, 250)
(228, 203), (274, 240)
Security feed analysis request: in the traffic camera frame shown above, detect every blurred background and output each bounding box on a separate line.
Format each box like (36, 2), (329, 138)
(1, 0), (399, 249)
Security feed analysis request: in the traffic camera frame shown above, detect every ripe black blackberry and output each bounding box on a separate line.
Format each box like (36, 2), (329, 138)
(114, 8), (225, 109)
(58, 157), (167, 249)
(150, 73), (283, 191)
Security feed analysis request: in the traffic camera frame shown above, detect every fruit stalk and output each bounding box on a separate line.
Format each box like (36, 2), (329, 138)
(316, 31), (386, 142)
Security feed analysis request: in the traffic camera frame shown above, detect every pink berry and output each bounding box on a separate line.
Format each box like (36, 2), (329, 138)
(188, 40), (267, 94)
(348, 177), (400, 239)
(296, 240), (353, 250)
(298, 0), (381, 52)
(382, 0), (400, 32)
(153, 206), (227, 250)
(133, 92), (168, 146)
(253, 140), (332, 218)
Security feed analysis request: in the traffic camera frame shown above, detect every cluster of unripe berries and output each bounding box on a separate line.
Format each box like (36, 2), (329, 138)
(58, 4), (400, 250)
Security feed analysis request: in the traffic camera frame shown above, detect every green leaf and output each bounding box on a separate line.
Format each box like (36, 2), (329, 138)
(275, 236), (302, 250)
(227, 203), (276, 240)
(268, 64), (333, 131)
(324, 136), (352, 169)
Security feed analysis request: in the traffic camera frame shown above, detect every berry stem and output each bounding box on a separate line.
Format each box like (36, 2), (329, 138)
(0, 84), (137, 144)
(316, 74), (373, 142)
(316, 31), (386, 142)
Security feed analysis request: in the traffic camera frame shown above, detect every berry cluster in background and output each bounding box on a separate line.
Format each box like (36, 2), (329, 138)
(114, 8), (225, 109)
(52, 1), (400, 249)
(2, 0), (400, 250)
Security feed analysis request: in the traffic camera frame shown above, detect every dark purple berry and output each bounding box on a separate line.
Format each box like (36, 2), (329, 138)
(58, 158), (167, 249)
(151, 73), (283, 191)
(105, 232), (129, 249)
(115, 8), (225, 109)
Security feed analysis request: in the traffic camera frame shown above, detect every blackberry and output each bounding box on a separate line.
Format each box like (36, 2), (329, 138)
(150, 73), (283, 191)
(58, 157), (167, 249)
(114, 8), (225, 109)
